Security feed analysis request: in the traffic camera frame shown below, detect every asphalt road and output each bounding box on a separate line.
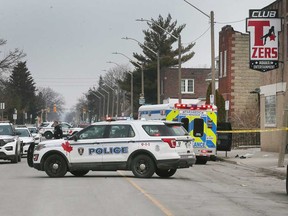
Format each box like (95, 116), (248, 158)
(0, 159), (287, 216)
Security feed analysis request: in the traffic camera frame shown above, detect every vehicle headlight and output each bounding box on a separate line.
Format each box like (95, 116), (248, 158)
(35, 144), (46, 151)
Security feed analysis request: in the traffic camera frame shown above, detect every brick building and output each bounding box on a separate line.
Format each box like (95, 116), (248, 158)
(161, 67), (211, 102)
(218, 25), (261, 127)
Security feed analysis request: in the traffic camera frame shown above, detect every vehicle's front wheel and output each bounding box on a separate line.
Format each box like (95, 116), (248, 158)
(70, 170), (89, 177)
(17, 152), (21, 162)
(155, 168), (177, 178)
(44, 154), (67, 177)
(44, 132), (53, 139)
(286, 165), (288, 195)
(131, 154), (155, 178)
(27, 143), (36, 167)
(11, 146), (18, 164)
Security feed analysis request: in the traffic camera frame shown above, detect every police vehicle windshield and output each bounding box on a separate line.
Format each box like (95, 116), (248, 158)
(0, 125), (14, 136)
(142, 124), (188, 137)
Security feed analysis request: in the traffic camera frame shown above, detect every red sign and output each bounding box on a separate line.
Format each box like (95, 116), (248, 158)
(246, 10), (281, 72)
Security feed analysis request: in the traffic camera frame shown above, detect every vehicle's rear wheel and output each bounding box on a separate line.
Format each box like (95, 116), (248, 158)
(70, 170), (89, 177)
(155, 168), (177, 178)
(196, 156), (208, 165)
(131, 154), (155, 178)
(44, 132), (53, 139)
(44, 154), (67, 177)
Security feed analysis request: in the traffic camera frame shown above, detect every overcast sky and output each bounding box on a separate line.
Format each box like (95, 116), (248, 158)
(0, 0), (274, 110)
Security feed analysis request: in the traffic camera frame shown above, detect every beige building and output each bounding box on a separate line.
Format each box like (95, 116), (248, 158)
(259, 0), (288, 153)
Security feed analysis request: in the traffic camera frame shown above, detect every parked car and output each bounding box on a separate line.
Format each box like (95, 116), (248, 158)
(15, 127), (35, 157)
(27, 126), (42, 144)
(38, 121), (78, 139)
(0, 122), (22, 163)
(28, 120), (196, 178)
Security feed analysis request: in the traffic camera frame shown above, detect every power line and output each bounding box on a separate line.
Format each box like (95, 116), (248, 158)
(215, 18), (246, 25)
(191, 25), (211, 43)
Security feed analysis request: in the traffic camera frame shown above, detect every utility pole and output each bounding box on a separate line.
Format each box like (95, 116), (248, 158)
(183, 0), (216, 101)
(210, 11), (216, 98)
(278, 0), (287, 167)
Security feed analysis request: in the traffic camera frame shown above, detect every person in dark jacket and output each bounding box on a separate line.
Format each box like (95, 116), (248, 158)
(53, 121), (63, 139)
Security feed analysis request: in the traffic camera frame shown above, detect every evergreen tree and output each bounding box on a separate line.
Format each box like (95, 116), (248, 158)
(120, 14), (195, 113)
(6, 61), (37, 124)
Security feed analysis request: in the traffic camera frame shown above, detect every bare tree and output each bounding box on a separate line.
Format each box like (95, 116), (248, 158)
(0, 39), (26, 76)
(37, 87), (65, 121)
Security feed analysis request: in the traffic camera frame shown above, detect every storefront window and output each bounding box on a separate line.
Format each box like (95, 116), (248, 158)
(265, 95), (276, 126)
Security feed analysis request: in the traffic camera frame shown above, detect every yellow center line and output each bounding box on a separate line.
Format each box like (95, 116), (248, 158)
(118, 171), (174, 216)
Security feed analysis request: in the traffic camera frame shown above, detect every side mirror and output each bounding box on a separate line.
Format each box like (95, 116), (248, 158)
(73, 135), (78, 141)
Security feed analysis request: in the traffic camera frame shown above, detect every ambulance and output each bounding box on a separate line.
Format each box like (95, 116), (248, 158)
(138, 99), (217, 164)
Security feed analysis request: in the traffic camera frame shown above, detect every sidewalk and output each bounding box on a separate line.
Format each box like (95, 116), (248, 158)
(215, 148), (288, 179)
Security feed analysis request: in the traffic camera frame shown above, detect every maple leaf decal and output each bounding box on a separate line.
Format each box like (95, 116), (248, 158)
(61, 141), (73, 153)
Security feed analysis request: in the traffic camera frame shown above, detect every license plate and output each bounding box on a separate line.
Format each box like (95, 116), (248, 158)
(180, 155), (189, 159)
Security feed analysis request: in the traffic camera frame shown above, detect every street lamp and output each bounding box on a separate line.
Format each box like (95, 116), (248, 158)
(103, 83), (115, 117)
(183, 0), (216, 102)
(136, 18), (182, 103)
(112, 52), (134, 118)
(89, 91), (102, 121)
(122, 36), (159, 104)
(89, 90), (105, 120)
(106, 62), (124, 117)
(107, 61), (120, 67)
(99, 86), (110, 117)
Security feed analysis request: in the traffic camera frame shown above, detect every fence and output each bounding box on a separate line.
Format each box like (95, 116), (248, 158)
(231, 132), (260, 148)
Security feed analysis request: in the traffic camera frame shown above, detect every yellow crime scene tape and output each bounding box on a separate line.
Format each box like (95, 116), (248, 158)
(217, 127), (288, 133)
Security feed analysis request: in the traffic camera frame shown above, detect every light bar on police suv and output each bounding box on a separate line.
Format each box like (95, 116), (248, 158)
(174, 103), (214, 110)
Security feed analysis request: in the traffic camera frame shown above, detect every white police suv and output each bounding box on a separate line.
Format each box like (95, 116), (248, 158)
(28, 120), (196, 178)
(0, 122), (22, 163)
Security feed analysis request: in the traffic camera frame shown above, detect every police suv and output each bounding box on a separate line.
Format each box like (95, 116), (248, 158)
(28, 120), (196, 178)
(0, 122), (22, 163)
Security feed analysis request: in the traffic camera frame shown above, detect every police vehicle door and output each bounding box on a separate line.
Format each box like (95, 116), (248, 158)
(68, 125), (106, 163)
(101, 124), (136, 164)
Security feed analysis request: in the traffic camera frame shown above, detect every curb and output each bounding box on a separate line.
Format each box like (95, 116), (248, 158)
(217, 156), (286, 179)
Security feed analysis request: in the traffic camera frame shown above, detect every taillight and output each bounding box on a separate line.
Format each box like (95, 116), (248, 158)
(162, 138), (176, 148)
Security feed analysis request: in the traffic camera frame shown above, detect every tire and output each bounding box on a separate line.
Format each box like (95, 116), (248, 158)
(155, 168), (177, 178)
(286, 165), (288, 195)
(11, 146), (18, 164)
(196, 156), (208, 165)
(44, 132), (53, 139)
(18, 152), (21, 162)
(44, 154), (67, 177)
(70, 170), (89, 177)
(131, 154), (155, 178)
(27, 143), (36, 167)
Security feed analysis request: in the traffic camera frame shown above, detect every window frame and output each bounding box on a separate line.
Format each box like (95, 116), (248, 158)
(181, 79), (194, 94)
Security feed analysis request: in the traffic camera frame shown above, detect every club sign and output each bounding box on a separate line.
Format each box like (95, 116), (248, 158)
(246, 10), (282, 72)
